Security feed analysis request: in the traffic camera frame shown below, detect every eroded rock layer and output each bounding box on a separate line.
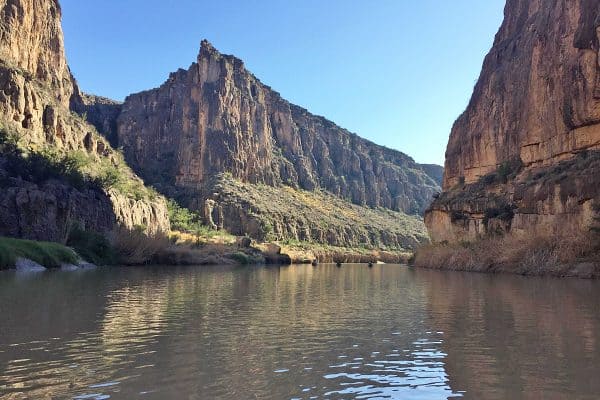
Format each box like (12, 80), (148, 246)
(118, 41), (440, 216)
(426, 0), (600, 243)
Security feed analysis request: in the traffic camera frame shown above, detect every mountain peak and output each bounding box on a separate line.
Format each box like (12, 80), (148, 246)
(200, 39), (217, 54)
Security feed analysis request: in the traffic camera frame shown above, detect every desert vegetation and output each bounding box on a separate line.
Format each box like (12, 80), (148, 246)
(0, 237), (79, 269)
(0, 127), (158, 202)
(278, 239), (411, 264)
(204, 174), (429, 250)
(413, 227), (600, 278)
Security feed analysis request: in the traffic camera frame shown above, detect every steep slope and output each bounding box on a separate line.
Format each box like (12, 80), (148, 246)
(116, 40), (439, 249)
(0, 0), (169, 242)
(426, 0), (600, 244)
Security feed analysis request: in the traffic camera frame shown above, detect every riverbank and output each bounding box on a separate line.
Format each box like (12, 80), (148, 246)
(413, 230), (600, 278)
(0, 237), (89, 270)
(275, 241), (411, 264)
(0, 231), (412, 270)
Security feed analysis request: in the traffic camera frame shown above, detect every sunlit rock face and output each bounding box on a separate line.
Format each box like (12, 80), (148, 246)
(0, 0), (170, 238)
(426, 0), (600, 243)
(0, 0), (74, 106)
(117, 40), (440, 216)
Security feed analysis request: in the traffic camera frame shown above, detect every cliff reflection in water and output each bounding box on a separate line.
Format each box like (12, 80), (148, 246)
(1, 266), (599, 399)
(423, 271), (600, 399)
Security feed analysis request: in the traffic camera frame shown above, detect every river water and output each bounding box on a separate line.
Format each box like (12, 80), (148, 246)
(0, 264), (598, 399)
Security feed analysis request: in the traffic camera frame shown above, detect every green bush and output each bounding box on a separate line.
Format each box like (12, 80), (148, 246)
(0, 129), (158, 202)
(497, 158), (523, 183)
(66, 224), (116, 265)
(95, 165), (123, 189)
(167, 199), (200, 232)
(0, 237), (79, 269)
(229, 251), (250, 265)
(0, 130), (97, 191)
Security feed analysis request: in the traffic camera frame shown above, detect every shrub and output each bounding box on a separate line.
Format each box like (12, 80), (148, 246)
(497, 158), (523, 183)
(167, 199), (200, 232)
(96, 165), (123, 189)
(413, 227), (598, 276)
(229, 251), (250, 265)
(66, 224), (115, 265)
(450, 211), (469, 223)
(110, 227), (170, 265)
(0, 237), (78, 269)
(483, 204), (516, 226)
(477, 159), (523, 186)
(480, 173), (497, 185)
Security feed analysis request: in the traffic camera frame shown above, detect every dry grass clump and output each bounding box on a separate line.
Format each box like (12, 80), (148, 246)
(169, 230), (236, 246)
(312, 249), (411, 264)
(414, 228), (600, 277)
(110, 227), (170, 265)
(154, 244), (237, 266)
(278, 241), (412, 264)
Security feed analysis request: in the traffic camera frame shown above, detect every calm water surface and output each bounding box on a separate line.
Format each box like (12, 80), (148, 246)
(0, 264), (599, 399)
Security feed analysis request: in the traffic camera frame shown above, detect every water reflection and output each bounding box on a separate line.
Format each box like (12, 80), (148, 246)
(423, 271), (600, 400)
(0, 265), (598, 399)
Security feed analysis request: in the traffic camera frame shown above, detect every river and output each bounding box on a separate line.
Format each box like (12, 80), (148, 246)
(0, 264), (598, 399)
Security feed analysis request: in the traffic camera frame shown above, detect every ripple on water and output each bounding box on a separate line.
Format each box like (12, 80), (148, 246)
(0, 265), (599, 399)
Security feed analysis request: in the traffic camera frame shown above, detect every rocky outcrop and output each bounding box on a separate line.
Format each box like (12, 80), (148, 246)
(0, 0), (438, 248)
(426, 0), (600, 243)
(0, 0), (75, 107)
(118, 40), (440, 216)
(0, 0), (170, 238)
(73, 94), (122, 146)
(419, 164), (443, 187)
(108, 189), (169, 234)
(0, 178), (115, 242)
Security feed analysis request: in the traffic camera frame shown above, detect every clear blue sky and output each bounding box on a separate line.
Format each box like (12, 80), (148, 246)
(60, 0), (505, 165)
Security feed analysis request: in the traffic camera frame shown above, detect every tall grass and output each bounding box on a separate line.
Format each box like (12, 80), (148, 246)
(66, 224), (116, 265)
(110, 227), (170, 265)
(0, 237), (79, 269)
(414, 228), (599, 276)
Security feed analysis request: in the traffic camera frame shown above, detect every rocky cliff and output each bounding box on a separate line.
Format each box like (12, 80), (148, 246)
(426, 0), (600, 243)
(0, 0), (169, 241)
(115, 40), (439, 248)
(118, 41), (439, 214)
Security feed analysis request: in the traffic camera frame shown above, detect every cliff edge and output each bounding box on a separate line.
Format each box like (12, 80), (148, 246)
(420, 0), (600, 276)
(0, 0), (169, 242)
(426, 0), (600, 243)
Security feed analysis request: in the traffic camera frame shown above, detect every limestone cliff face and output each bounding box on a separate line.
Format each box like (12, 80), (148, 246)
(118, 40), (440, 216)
(443, 0), (600, 188)
(427, 0), (600, 243)
(0, 179), (115, 242)
(0, 0), (169, 239)
(0, 0), (74, 107)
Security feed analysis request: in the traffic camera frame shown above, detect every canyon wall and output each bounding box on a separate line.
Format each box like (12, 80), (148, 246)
(426, 0), (600, 243)
(115, 40), (440, 247)
(0, 0), (169, 240)
(0, 0), (440, 249)
(118, 40), (440, 216)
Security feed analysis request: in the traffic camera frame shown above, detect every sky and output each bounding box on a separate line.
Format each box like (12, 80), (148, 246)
(60, 0), (505, 166)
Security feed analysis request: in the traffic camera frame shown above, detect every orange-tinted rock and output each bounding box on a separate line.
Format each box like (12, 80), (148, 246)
(443, 0), (600, 189)
(426, 0), (600, 243)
